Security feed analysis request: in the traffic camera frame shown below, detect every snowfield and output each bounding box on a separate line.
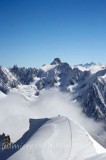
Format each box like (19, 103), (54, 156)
(0, 82), (106, 159)
(87, 153), (106, 160)
(0, 91), (6, 99)
(11, 84), (38, 101)
(73, 64), (106, 74)
(8, 116), (105, 160)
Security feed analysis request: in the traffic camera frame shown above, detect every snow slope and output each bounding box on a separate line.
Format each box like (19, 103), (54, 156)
(87, 153), (106, 160)
(8, 116), (105, 160)
(73, 64), (106, 74)
(0, 91), (6, 99)
(11, 84), (38, 101)
(40, 64), (57, 72)
(1, 67), (17, 82)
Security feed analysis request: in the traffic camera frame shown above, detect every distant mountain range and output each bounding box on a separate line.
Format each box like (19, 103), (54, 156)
(0, 58), (106, 121)
(74, 62), (96, 67)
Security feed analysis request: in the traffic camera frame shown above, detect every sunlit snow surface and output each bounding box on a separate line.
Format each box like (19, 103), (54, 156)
(87, 153), (106, 160)
(11, 84), (38, 101)
(0, 89), (106, 143)
(0, 91), (6, 99)
(40, 64), (57, 72)
(8, 116), (105, 160)
(72, 64), (106, 74)
(0, 89), (106, 160)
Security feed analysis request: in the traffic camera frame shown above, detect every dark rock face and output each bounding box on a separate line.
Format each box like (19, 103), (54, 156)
(56, 62), (73, 91)
(51, 58), (61, 65)
(0, 59), (106, 121)
(0, 66), (19, 94)
(75, 69), (106, 121)
(36, 61), (82, 91)
(77, 84), (106, 120)
(10, 65), (38, 85)
(0, 118), (48, 160)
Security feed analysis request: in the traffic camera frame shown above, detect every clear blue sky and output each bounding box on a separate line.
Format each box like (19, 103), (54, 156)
(0, 0), (106, 67)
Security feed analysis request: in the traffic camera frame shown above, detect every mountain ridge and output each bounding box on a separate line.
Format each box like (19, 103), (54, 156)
(0, 58), (106, 121)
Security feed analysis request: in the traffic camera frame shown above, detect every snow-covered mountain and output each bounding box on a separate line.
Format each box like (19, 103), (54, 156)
(74, 62), (96, 68)
(0, 116), (105, 160)
(0, 69), (106, 160)
(0, 58), (106, 121)
(73, 62), (106, 73)
(0, 66), (19, 94)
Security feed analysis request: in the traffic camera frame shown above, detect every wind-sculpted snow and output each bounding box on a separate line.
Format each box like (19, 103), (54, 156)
(0, 118), (48, 160)
(0, 89), (106, 159)
(7, 117), (105, 160)
(0, 87), (106, 147)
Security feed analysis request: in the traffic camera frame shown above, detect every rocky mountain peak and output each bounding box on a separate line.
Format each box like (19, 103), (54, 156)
(51, 58), (61, 65)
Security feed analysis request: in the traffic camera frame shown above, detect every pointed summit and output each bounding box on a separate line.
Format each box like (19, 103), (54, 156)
(51, 58), (61, 65)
